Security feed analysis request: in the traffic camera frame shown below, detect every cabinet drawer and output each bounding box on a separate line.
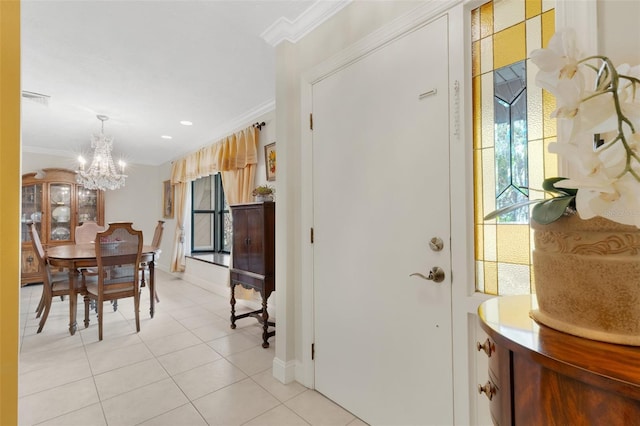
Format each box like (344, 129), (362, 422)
(21, 247), (41, 275)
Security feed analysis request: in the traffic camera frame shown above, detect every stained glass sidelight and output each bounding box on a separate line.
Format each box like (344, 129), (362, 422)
(472, 0), (556, 295)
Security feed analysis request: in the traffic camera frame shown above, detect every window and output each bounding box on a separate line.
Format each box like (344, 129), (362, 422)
(191, 174), (231, 254)
(472, 0), (556, 295)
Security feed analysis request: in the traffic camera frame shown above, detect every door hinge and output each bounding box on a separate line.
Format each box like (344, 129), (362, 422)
(310, 227), (314, 244)
(312, 343), (315, 360)
(309, 113), (313, 130)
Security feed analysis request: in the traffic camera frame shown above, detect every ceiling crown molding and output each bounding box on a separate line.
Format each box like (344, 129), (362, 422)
(261, 0), (352, 46)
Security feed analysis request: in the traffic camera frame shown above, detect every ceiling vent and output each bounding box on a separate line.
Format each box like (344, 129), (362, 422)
(22, 90), (50, 107)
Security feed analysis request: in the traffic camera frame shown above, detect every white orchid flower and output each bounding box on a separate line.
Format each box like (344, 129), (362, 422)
(530, 29), (582, 79)
(548, 141), (602, 177)
(614, 64), (640, 133)
(574, 175), (640, 226)
(577, 92), (618, 135)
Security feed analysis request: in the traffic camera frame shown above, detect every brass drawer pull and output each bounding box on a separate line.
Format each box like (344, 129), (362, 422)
(478, 380), (497, 401)
(476, 338), (495, 357)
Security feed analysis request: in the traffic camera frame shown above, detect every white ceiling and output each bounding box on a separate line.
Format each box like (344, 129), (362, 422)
(21, 0), (340, 166)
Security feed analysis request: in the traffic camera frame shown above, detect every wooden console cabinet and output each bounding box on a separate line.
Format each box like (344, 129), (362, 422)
(229, 202), (275, 348)
(477, 295), (640, 425)
(21, 168), (104, 285)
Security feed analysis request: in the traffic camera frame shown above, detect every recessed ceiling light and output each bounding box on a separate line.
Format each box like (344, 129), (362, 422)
(161, 135), (173, 139)
(180, 120), (193, 126)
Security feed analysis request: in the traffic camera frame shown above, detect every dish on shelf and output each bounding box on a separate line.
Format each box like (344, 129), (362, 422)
(30, 212), (42, 222)
(51, 227), (71, 241)
(51, 187), (71, 204)
(52, 206), (70, 222)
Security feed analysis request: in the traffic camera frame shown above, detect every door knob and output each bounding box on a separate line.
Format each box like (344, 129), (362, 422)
(429, 237), (444, 251)
(409, 266), (445, 283)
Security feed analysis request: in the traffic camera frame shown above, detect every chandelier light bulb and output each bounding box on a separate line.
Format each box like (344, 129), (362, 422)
(76, 115), (127, 191)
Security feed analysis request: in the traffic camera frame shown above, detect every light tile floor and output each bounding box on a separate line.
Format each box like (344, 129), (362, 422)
(19, 270), (367, 426)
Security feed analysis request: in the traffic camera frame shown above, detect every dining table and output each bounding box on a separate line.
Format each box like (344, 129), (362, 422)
(46, 243), (158, 335)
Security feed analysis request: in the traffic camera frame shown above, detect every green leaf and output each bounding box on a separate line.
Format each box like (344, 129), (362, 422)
(541, 177), (577, 196)
(483, 199), (546, 221)
(531, 196), (576, 224)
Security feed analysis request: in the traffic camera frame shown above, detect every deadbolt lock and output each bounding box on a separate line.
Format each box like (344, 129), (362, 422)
(429, 237), (444, 252)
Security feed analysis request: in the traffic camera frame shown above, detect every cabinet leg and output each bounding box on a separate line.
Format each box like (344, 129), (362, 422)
(230, 283), (237, 329)
(262, 296), (270, 348)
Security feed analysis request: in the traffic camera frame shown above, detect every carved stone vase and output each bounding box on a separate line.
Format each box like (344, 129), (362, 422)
(530, 214), (640, 346)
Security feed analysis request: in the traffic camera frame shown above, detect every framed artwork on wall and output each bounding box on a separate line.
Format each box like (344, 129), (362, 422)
(163, 180), (174, 219)
(265, 142), (276, 181)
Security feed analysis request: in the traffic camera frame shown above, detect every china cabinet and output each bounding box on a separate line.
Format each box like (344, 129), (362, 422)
(229, 201), (275, 348)
(21, 168), (104, 286)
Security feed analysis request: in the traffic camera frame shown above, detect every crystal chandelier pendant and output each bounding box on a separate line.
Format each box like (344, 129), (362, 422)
(76, 115), (127, 191)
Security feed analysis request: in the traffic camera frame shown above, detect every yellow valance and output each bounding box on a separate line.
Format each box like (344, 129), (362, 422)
(170, 126), (257, 184)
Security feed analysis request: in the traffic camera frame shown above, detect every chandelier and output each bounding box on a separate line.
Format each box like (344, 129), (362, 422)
(76, 115), (126, 191)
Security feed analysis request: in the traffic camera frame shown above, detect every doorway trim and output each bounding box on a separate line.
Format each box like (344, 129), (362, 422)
(298, 0), (464, 388)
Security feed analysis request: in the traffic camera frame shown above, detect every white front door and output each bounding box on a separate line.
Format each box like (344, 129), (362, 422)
(312, 16), (453, 425)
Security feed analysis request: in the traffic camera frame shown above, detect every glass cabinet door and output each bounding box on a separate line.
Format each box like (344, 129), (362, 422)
(77, 187), (99, 223)
(21, 183), (43, 242)
(49, 183), (72, 241)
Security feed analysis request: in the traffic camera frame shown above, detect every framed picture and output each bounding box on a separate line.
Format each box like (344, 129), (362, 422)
(163, 180), (174, 219)
(265, 142), (276, 181)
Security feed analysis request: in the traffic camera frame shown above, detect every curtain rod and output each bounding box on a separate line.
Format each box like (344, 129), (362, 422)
(253, 121), (266, 130)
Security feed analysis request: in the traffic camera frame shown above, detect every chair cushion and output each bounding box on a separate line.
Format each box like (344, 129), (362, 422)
(51, 280), (70, 292)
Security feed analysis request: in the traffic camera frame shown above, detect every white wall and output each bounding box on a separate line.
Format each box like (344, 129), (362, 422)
(598, 0), (640, 65)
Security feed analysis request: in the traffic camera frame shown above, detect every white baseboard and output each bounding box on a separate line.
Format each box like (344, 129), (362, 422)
(273, 357), (298, 384)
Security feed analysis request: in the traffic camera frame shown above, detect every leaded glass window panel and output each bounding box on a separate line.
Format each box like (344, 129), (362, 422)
(472, 0), (556, 295)
(494, 61), (528, 224)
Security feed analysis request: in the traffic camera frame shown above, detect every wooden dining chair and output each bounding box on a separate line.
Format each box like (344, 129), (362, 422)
(140, 220), (164, 303)
(75, 220), (110, 313)
(113, 219), (164, 312)
(81, 222), (143, 340)
(30, 224), (74, 333)
(75, 221), (106, 244)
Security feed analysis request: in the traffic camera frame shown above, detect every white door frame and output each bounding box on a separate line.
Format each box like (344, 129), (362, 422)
(295, 1), (596, 424)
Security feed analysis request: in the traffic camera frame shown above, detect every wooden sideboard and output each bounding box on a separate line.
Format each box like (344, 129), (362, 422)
(477, 295), (640, 425)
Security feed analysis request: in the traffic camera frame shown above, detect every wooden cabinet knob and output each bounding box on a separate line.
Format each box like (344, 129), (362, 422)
(476, 338), (494, 357)
(478, 380), (496, 401)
